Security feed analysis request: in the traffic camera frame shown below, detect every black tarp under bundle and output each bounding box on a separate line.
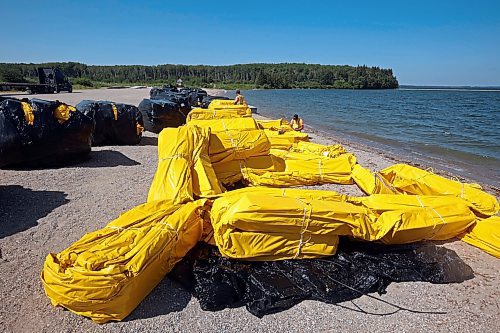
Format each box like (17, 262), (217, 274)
(0, 98), (93, 168)
(200, 95), (231, 108)
(75, 100), (143, 146)
(170, 240), (473, 317)
(138, 98), (186, 133)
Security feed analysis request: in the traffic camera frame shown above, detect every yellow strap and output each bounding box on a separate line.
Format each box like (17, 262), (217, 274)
(136, 122), (144, 136)
(112, 104), (118, 121)
(21, 102), (34, 125)
(53, 104), (76, 124)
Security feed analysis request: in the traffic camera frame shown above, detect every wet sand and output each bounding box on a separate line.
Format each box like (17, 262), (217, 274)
(0, 88), (498, 333)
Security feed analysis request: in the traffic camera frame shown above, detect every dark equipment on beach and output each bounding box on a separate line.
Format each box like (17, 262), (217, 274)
(0, 67), (72, 94)
(200, 95), (232, 108)
(150, 87), (208, 114)
(170, 240), (473, 317)
(138, 98), (187, 133)
(0, 98), (93, 167)
(75, 100), (144, 146)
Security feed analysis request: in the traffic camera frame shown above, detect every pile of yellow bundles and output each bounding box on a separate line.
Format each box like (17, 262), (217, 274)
(148, 125), (222, 203)
(460, 216), (500, 258)
(41, 199), (207, 323)
(189, 118), (271, 164)
(352, 163), (499, 217)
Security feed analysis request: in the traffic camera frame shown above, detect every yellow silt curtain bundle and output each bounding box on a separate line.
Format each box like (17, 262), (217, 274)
(212, 155), (280, 186)
(189, 118), (271, 164)
(41, 199), (208, 324)
(264, 128), (309, 150)
(210, 188), (477, 260)
(147, 125), (222, 203)
(256, 118), (288, 130)
(460, 215), (500, 258)
(245, 151), (357, 186)
(186, 107), (252, 121)
(289, 141), (347, 158)
(353, 163), (499, 217)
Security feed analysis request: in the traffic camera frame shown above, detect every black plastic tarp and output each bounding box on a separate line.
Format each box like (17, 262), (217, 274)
(138, 98), (186, 133)
(0, 98), (93, 167)
(75, 100), (143, 146)
(170, 240), (473, 317)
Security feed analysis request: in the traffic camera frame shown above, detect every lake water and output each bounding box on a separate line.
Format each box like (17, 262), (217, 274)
(231, 89), (500, 188)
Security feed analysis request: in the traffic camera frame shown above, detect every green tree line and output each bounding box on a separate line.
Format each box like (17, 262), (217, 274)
(0, 62), (398, 89)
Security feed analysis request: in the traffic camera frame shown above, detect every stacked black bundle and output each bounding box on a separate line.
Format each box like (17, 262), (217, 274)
(170, 241), (473, 317)
(75, 100), (143, 146)
(0, 98), (93, 167)
(138, 99), (187, 133)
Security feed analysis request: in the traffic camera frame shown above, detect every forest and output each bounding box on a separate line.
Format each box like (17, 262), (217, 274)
(0, 62), (399, 89)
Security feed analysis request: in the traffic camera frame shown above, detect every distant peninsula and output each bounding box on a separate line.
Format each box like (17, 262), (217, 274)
(0, 62), (399, 90)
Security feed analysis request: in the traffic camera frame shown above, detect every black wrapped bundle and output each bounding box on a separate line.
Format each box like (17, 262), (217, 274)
(0, 98), (93, 167)
(170, 241), (473, 317)
(76, 100), (143, 146)
(138, 98), (186, 133)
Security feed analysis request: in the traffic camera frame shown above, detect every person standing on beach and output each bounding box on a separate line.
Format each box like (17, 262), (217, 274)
(234, 90), (247, 105)
(176, 77), (183, 88)
(290, 114), (304, 131)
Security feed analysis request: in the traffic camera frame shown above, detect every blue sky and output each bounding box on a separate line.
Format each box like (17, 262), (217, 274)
(1, 0), (499, 85)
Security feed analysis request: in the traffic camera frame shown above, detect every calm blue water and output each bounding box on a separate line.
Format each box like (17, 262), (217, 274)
(230, 89), (500, 188)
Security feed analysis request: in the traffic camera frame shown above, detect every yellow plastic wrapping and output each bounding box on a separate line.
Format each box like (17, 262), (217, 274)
(208, 99), (237, 108)
(360, 164), (499, 217)
(21, 101), (34, 125)
(245, 152), (357, 186)
(212, 155), (280, 185)
(289, 141), (347, 158)
(256, 118), (292, 130)
(41, 199), (207, 323)
(460, 216), (500, 258)
(210, 188), (477, 260)
(189, 118), (271, 164)
(352, 164), (394, 195)
(264, 128), (309, 150)
(53, 104), (77, 123)
(186, 105), (252, 121)
(147, 125), (222, 203)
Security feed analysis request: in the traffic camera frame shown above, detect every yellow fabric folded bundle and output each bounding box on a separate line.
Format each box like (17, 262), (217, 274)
(353, 163), (499, 217)
(212, 155), (281, 185)
(256, 118), (289, 130)
(186, 102), (252, 121)
(460, 216), (500, 258)
(210, 188), (477, 260)
(41, 199), (207, 324)
(289, 141), (347, 158)
(147, 125), (222, 203)
(189, 118), (271, 164)
(245, 152), (357, 186)
(264, 128), (309, 150)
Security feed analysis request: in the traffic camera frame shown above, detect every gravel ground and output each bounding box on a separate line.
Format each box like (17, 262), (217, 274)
(0, 88), (499, 333)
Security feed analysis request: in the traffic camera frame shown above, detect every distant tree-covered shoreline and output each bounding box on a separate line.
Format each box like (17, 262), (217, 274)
(0, 62), (399, 89)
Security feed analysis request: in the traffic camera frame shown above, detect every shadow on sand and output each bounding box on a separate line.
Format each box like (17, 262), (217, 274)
(138, 136), (158, 146)
(0, 185), (69, 239)
(76, 150), (141, 168)
(125, 278), (192, 322)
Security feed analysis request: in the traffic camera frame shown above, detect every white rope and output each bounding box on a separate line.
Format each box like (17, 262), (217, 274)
(293, 197), (312, 259)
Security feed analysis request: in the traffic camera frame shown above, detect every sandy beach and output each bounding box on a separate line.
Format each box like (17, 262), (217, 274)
(0, 88), (498, 333)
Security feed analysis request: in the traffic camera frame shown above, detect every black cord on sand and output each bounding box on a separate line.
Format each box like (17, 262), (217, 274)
(317, 259), (447, 316)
